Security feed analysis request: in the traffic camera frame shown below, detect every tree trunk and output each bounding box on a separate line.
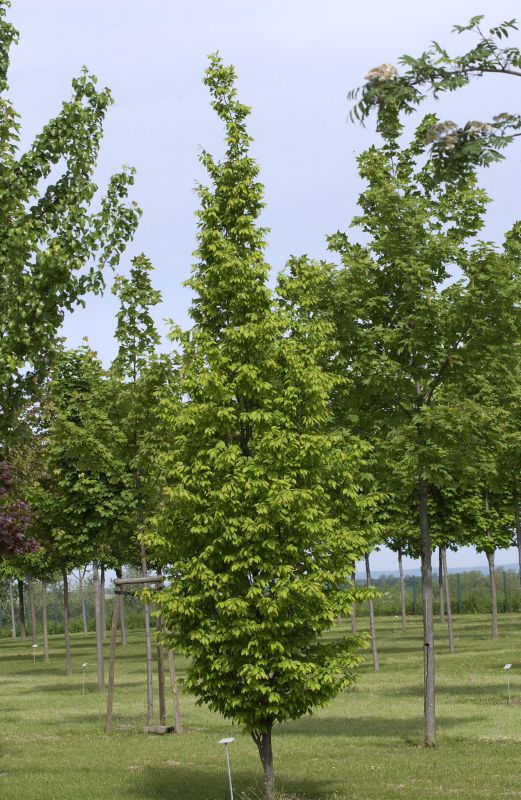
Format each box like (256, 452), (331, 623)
(168, 649), (183, 734)
(28, 576), (37, 646)
(62, 565), (72, 676)
(365, 553), (379, 672)
(141, 544), (154, 726)
(115, 568), (127, 646)
(398, 550), (407, 631)
(156, 612), (167, 725)
(440, 546), (455, 654)
(17, 578), (26, 640)
(350, 571), (357, 634)
(515, 493), (521, 586)
(8, 581), (16, 639)
(100, 564), (106, 640)
(93, 561), (105, 690)
(253, 724), (274, 800)
(438, 548), (445, 623)
(42, 581), (49, 662)
(79, 569), (88, 637)
(486, 550), (498, 640)
(419, 477), (435, 747)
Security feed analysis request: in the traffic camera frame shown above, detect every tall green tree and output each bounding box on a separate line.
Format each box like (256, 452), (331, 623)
(326, 107), (521, 745)
(111, 253), (172, 720)
(147, 56), (374, 800)
(33, 345), (133, 675)
(0, 0), (140, 450)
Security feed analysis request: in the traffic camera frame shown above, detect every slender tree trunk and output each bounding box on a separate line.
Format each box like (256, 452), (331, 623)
(8, 581), (16, 639)
(115, 568), (127, 646)
(398, 550), (407, 631)
(350, 571), (357, 634)
(156, 612), (167, 725)
(62, 565), (72, 676)
(100, 564), (106, 640)
(93, 561), (105, 691)
(253, 724), (274, 800)
(365, 553), (379, 672)
(79, 569), (88, 637)
(515, 493), (521, 586)
(440, 546), (455, 654)
(42, 581), (49, 662)
(141, 544), (154, 726)
(28, 576), (37, 646)
(419, 477), (435, 747)
(17, 579), (26, 640)
(438, 548), (445, 623)
(486, 550), (498, 640)
(168, 649), (183, 734)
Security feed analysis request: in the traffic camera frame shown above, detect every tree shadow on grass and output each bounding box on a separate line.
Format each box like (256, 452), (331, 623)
(275, 713), (471, 740)
(126, 763), (323, 800)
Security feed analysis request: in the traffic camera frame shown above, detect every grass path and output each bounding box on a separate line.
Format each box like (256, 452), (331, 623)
(1, 614), (521, 798)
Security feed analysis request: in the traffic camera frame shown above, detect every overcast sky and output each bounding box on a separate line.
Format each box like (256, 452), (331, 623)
(7, 0), (521, 572)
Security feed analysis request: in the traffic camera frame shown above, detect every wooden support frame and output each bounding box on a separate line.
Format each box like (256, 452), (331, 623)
(105, 575), (182, 735)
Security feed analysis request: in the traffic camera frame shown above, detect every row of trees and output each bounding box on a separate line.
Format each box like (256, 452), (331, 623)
(3, 6), (521, 797)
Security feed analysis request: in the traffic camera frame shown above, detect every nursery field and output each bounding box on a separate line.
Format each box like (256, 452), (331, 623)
(1, 615), (521, 800)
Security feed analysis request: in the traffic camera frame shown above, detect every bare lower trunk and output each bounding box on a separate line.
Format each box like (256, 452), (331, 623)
(141, 544), (153, 726)
(438, 548), (445, 623)
(42, 581), (49, 662)
(365, 553), (379, 672)
(515, 493), (521, 586)
(398, 550), (407, 631)
(441, 546), (455, 654)
(79, 570), (88, 637)
(100, 564), (106, 640)
(115, 568), (127, 646)
(419, 477), (435, 747)
(350, 571), (357, 634)
(28, 576), (37, 645)
(486, 550), (498, 640)
(155, 614), (166, 725)
(9, 582), (16, 639)
(253, 724), (274, 800)
(168, 649), (183, 734)
(62, 565), (72, 676)
(93, 561), (105, 691)
(17, 579), (26, 640)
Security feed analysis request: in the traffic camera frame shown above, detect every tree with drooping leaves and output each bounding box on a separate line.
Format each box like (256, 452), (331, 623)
(147, 56), (376, 800)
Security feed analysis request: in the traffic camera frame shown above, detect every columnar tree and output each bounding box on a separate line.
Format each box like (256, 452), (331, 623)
(111, 253), (172, 717)
(148, 57), (374, 800)
(326, 107), (521, 745)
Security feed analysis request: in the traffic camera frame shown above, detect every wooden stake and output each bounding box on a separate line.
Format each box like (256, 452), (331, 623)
(106, 592), (121, 734)
(8, 581), (16, 639)
(42, 581), (49, 662)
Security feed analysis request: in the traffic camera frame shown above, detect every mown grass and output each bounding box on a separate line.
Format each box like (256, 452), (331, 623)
(1, 613), (521, 799)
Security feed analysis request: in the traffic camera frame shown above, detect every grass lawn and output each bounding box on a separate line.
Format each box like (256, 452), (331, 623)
(1, 613), (521, 799)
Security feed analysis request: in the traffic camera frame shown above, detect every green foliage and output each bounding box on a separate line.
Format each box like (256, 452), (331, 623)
(148, 56), (375, 742)
(0, 1), (140, 449)
(31, 346), (134, 569)
(348, 16), (521, 169)
(327, 105), (521, 554)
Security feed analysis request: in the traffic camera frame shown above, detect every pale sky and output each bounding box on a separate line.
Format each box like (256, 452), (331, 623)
(7, 0), (521, 571)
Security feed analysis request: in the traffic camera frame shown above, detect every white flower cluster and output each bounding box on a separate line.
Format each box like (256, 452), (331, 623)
(424, 121), (458, 146)
(365, 63), (398, 82)
(464, 120), (492, 137)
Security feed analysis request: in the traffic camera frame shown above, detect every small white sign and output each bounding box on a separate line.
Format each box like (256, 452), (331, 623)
(504, 664), (512, 670)
(218, 737), (235, 745)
